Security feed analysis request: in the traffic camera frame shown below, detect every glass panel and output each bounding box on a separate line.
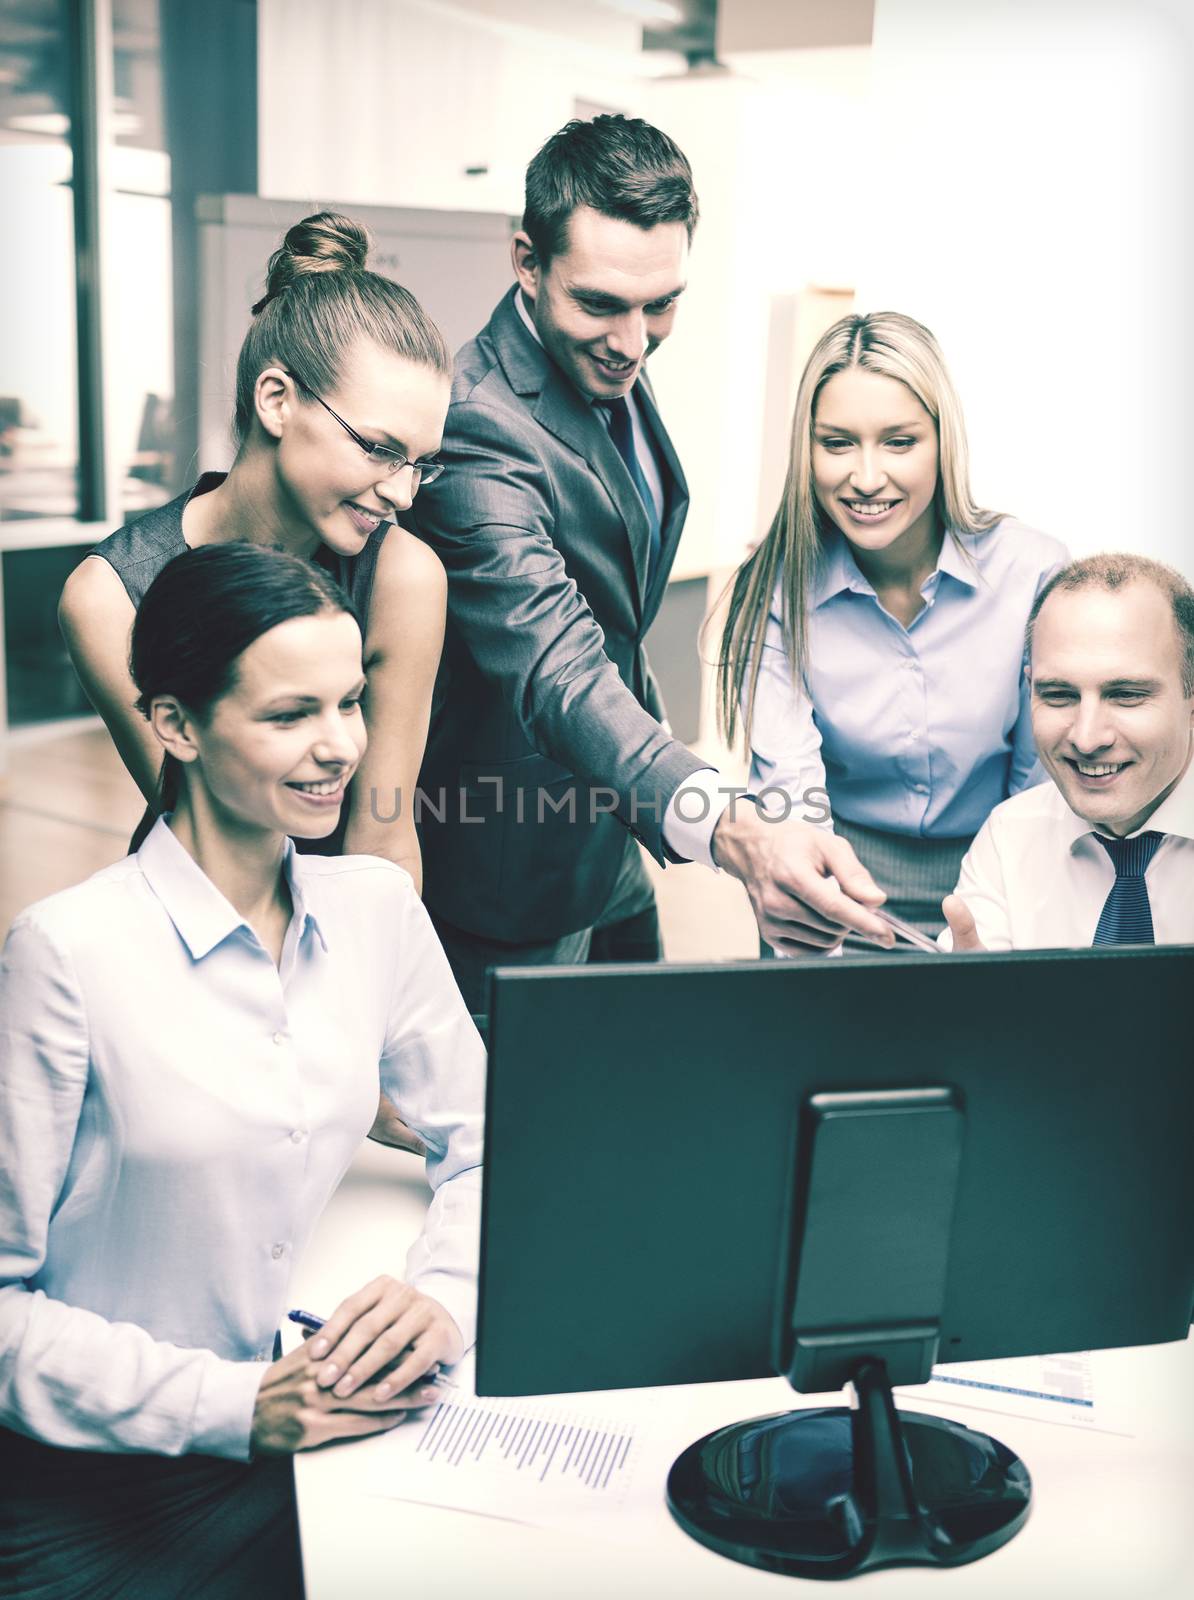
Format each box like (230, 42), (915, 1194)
(111, 0), (174, 513)
(0, 0), (79, 521)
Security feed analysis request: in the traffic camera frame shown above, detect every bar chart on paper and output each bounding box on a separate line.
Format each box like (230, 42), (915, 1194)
(898, 1349), (1128, 1432)
(358, 1384), (665, 1537)
(930, 1350), (1095, 1412)
(416, 1397), (636, 1492)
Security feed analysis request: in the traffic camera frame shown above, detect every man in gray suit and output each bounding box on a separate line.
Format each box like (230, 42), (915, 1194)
(411, 115), (892, 1011)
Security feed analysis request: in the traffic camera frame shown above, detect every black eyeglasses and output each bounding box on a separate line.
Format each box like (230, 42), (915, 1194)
(285, 370), (446, 485)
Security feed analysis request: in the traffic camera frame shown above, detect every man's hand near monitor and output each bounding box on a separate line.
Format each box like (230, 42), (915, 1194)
(941, 894), (987, 953)
(712, 807), (894, 953)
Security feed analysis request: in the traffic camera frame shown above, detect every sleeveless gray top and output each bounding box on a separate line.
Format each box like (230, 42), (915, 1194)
(91, 472), (388, 855)
(91, 471), (386, 618)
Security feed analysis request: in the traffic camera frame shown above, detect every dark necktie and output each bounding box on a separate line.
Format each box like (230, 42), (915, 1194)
(1091, 831), (1165, 946)
(598, 395), (662, 591)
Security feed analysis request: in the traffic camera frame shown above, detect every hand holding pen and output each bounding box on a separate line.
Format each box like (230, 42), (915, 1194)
(300, 1274), (463, 1403)
(288, 1308), (456, 1394)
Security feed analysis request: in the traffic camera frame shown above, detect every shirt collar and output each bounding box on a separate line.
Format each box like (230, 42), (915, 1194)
(136, 816), (328, 960)
(1060, 747), (1194, 853)
(812, 531), (867, 608)
(515, 287), (542, 348)
(515, 287), (633, 423)
(934, 531), (980, 591)
(812, 528), (978, 610)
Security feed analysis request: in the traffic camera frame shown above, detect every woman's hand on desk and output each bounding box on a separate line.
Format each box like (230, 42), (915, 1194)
(308, 1274), (464, 1408)
(250, 1276), (461, 1454)
(250, 1341), (427, 1456)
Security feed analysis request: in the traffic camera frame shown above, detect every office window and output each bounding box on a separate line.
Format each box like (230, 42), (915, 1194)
(0, 0), (80, 522)
(0, 0), (255, 732)
(111, 0), (174, 512)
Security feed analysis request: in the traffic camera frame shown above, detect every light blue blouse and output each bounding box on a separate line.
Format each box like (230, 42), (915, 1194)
(748, 519), (1069, 838)
(0, 819), (484, 1460)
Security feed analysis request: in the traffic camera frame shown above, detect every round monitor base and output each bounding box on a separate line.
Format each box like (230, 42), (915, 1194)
(667, 1404), (1031, 1580)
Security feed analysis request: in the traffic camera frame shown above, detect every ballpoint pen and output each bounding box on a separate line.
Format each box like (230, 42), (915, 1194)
(872, 905), (944, 955)
(286, 1308), (327, 1333)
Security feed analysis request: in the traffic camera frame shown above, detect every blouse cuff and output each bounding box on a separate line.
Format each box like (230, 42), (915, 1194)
(408, 1271), (478, 1355)
(190, 1357), (268, 1461)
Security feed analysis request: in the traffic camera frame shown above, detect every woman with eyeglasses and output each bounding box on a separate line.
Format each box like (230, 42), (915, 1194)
(60, 211), (450, 1145)
(61, 210), (448, 887)
(2, 542), (483, 1598)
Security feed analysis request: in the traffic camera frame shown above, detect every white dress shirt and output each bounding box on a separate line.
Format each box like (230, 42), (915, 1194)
(940, 754), (1194, 949)
(0, 818), (484, 1460)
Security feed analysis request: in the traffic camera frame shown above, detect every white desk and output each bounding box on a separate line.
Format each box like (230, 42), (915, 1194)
(291, 1145), (1194, 1600)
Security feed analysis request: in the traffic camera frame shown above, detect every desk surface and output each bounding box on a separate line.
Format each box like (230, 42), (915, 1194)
(290, 1145), (1194, 1600)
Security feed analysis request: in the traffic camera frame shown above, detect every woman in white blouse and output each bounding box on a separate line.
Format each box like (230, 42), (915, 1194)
(0, 544), (485, 1596)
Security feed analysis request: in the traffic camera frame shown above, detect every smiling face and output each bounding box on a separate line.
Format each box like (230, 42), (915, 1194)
(513, 206), (688, 400)
(166, 610), (368, 841)
(1031, 582), (1194, 836)
(269, 339), (450, 558)
(811, 368), (940, 560)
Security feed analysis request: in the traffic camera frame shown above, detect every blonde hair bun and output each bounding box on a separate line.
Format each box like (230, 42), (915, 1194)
(253, 212), (370, 314)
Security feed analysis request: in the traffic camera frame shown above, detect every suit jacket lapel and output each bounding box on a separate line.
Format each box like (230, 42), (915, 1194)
(532, 365), (652, 616)
(634, 376), (688, 618)
(488, 288), (674, 618)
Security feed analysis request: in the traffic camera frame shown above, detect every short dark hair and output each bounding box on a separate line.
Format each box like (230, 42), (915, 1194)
(131, 543), (358, 810)
(522, 114), (699, 267)
(1026, 551), (1194, 694)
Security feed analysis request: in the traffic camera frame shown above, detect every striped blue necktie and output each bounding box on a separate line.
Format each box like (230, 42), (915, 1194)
(1091, 831), (1165, 946)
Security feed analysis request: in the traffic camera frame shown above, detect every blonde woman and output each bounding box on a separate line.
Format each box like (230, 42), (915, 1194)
(720, 312), (1067, 941)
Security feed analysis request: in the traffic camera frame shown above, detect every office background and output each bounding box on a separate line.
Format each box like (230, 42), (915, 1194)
(0, 0), (1191, 938)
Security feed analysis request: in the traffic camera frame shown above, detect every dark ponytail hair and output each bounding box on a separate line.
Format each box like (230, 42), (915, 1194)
(131, 543), (358, 812)
(234, 211), (451, 446)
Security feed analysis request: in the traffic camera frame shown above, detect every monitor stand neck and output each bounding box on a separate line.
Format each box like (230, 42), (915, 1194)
(846, 1356), (964, 1569)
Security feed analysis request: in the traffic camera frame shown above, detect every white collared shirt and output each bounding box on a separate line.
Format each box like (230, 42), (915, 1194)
(940, 753), (1194, 949)
(0, 819), (484, 1459)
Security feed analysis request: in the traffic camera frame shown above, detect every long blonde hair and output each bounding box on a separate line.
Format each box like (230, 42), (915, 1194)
(717, 311), (1000, 749)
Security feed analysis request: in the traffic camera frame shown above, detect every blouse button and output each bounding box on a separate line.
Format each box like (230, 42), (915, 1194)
(271, 1243), (285, 1260)
(290, 1129), (305, 1145)
(272, 1031), (287, 1047)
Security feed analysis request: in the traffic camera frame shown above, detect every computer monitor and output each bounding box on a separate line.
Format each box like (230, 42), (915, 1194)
(475, 946), (1194, 1580)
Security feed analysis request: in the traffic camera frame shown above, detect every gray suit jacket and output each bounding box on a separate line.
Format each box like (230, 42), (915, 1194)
(409, 287), (706, 943)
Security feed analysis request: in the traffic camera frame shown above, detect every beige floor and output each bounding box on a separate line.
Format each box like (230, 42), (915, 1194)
(0, 722), (759, 960)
